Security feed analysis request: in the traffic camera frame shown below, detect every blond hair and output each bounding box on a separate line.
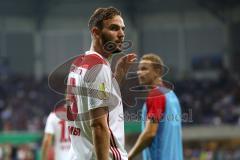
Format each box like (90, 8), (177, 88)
(141, 53), (164, 75)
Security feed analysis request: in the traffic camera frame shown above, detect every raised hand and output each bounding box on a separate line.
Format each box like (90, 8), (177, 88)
(114, 53), (137, 85)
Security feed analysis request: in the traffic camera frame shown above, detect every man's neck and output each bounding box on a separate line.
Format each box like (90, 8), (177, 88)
(152, 78), (163, 86)
(90, 43), (102, 55)
(90, 44), (112, 59)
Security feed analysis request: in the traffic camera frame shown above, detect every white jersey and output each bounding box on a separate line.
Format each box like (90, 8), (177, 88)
(44, 112), (71, 160)
(67, 51), (127, 160)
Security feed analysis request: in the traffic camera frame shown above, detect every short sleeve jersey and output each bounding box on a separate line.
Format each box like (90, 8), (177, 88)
(44, 112), (71, 160)
(67, 51), (127, 160)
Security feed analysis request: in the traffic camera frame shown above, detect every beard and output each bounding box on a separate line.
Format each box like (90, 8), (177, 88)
(101, 33), (122, 54)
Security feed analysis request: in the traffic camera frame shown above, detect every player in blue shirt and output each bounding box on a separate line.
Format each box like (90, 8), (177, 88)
(128, 54), (183, 160)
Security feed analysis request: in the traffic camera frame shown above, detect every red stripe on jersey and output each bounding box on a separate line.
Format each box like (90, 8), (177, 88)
(110, 146), (117, 160)
(72, 53), (107, 69)
(109, 129), (121, 160)
(107, 113), (121, 160)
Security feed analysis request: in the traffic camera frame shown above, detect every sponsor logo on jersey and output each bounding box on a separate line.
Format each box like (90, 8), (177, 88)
(97, 82), (109, 100)
(68, 126), (81, 136)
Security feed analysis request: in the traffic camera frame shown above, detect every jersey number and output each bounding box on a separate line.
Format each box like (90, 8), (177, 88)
(67, 77), (78, 121)
(58, 120), (70, 142)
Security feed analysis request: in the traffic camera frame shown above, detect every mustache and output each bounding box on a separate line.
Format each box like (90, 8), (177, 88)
(115, 40), (123, 43)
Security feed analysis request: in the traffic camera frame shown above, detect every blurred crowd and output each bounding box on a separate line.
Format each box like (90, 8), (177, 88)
(1, 62), (240, 160)
(0, 64), (61, 131)
(0, 144), (36, 160)
(176, 70), (240, 125)
(1, 64), (240, 131)
(184, 147), (240, 160)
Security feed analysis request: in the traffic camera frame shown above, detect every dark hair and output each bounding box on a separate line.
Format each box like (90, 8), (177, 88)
(88, 7), (121, 30)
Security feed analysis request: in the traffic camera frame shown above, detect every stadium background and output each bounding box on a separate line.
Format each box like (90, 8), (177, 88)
(0, 0), (240, 159)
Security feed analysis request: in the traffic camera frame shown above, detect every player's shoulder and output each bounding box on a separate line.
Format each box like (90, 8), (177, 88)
(72, 51), (108, 69)
(47, 111), (60, 122)
(148, 87), (165, 98)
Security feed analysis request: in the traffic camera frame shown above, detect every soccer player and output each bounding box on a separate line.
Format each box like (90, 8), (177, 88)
(41, 107), (71, 160)
(66, 7), (136, 160)
(128, 54), (183, 160)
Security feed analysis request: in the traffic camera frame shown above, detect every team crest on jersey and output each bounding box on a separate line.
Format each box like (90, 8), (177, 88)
(97, 82), (109, 100)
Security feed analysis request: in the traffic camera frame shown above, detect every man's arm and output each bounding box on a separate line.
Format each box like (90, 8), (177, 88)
(41, 133), (53, 160)
(90, 107), (110, 160)
(128, 120), (158, 160)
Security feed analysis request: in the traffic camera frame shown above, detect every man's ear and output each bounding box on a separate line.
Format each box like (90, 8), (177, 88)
(91, 27), (101, 38)
(155, 68), (162, 77)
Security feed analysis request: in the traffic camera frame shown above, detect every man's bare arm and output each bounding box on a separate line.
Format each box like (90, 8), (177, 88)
(41, 133), (53, 160)
(90, 107), (110, 160)
(128, 120), (158, 160)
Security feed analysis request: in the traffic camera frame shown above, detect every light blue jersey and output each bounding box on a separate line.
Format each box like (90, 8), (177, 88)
(141, 89), (183, 160)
